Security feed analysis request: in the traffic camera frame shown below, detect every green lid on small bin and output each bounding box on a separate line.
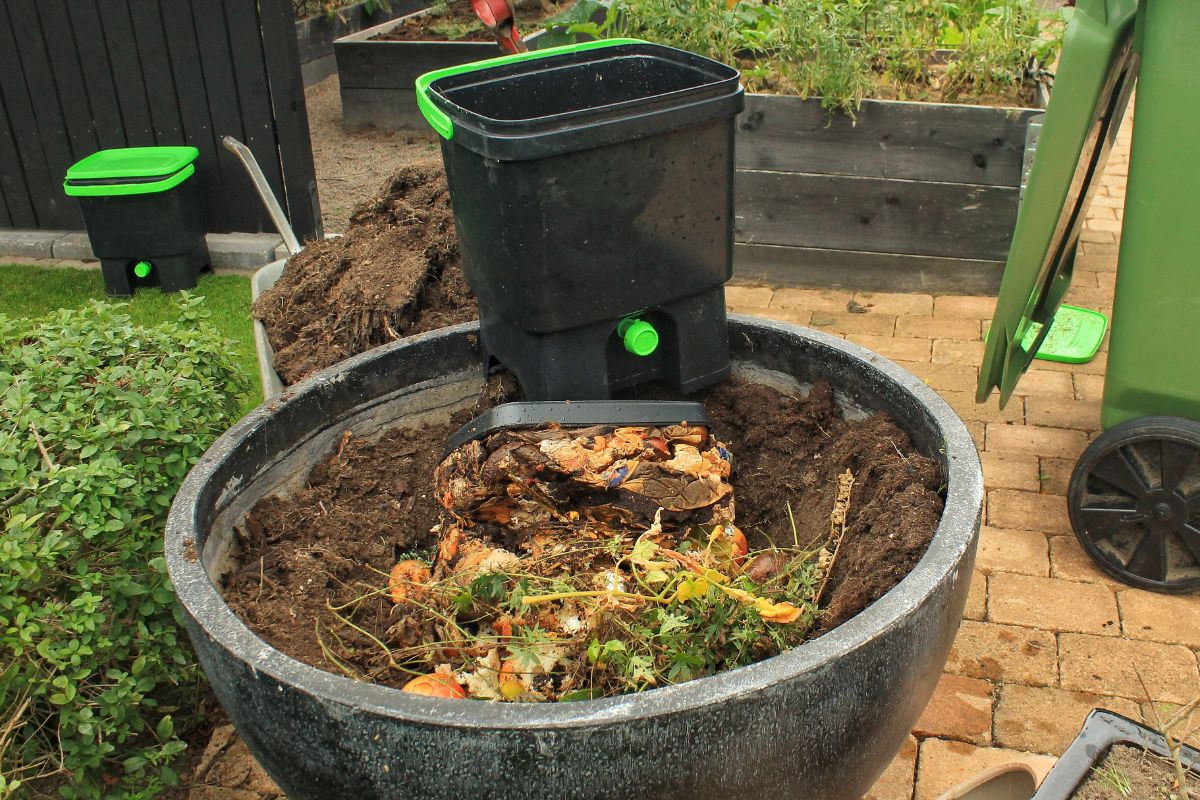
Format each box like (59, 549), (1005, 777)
(64, 146), (199, 197)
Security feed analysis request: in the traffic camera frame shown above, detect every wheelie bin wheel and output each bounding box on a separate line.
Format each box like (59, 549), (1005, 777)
(1068, 416), (1200, 593)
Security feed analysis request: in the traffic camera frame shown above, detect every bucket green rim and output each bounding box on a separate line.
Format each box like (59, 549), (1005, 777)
(415, 38), (647, 140)
(64, 164), (196, 197)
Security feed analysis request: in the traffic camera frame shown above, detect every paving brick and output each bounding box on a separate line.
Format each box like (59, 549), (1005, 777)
(984, 424), (1088, 458)
(1059, 633), (1200, 704)
(1029, 350), (1109, 376)
(948, 392), (1024, 425)
(845, 334), (933, 362)
(1080, 241), (1121, 257)
(898, 315), (979, 340)
(980, 452), (1040, 492)
(913, 674), (994, 745)
(1009, 369), (1078, 400)
(771, 287), (856, 313)
(0, 228), (65, 258)
(934, 295), (999, 320)
(1079, 228), (1117, 245)
(854, 292), (934, 316)
(964, 570), (987, 622)
(932, 339), (986, 367)
(50, 231), (94, 260)
(763, 307), (813, 327)
(724, 285), (774, 310)
(1090, 195), (1126, 210)
(1048, 535), (1128, 590)
(808, 310), (898, 336)
(864, 735), (918, 800)
(914, 739), (1053, 800)
(986, 490), (1070, 535)
(1036, 456), (1071, 496)
(946, 620), (1057, 687)
(1023, 397), (1103, 432)
(994, 685), (1141, 755)
(1087, 217), (1123, 233)
(892, 361), (980, 395)
(1118, 590), (1200, 648)
(976, 527), (1049, 577)
(988, 573), (1118, 634)
(1073, 373), (1106, 402)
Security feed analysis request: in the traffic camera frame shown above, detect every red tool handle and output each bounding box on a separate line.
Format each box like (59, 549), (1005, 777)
(469, 0), (527, 54)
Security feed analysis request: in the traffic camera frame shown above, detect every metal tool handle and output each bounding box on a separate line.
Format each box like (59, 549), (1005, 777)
(221, 135), (303, 256)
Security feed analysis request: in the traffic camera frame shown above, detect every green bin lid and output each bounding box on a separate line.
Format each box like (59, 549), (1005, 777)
(66, 146), (199, 181)
(64, 146), (199, 197)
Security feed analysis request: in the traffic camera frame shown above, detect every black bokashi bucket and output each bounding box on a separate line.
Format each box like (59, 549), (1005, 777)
(417, 40), (744, 400)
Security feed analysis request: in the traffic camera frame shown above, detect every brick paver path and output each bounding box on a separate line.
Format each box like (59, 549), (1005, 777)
(727, 109), (1200, 798)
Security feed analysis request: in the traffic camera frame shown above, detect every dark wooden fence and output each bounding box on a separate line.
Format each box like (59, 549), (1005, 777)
(0, 0), (322, 238)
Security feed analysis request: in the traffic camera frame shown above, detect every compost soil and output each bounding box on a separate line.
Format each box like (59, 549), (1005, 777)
(224, 378), (944, 689)
(374, 0), (574, 42)
(253, 158), (477, 385)
(1073, 744), (1193, 799)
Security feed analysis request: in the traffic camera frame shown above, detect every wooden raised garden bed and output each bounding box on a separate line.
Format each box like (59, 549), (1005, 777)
(336, 6), (498, 130)
(295, 0), (425, 86)
(733, 95), (1042, 294)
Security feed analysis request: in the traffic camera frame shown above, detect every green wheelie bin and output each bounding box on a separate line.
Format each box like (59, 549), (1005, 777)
(978, 0), (1200, 593)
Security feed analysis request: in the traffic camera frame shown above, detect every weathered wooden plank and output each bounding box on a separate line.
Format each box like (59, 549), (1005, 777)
(733, 242), (1003, 295)
(38, 0), (101, 162)
(0, 29), (39, 228)
(734, 169), (1018, 261)
(127, 0), (184, 144)
(7, 0), (79, 228)
(70, 0), (127, 150)
(99, 0), (155, 144)
(224, 0), (286, 206)
(259, 0), (323, 239)
(337, 27), (501, 90)
(737, 95), (1039, 187)
(158, 2), (225, 234)
(340, 88), (431, 131)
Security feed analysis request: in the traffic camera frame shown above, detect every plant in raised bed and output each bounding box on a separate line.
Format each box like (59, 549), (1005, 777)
(0, 298), (248, 798)
(580, 0), (1065, 112)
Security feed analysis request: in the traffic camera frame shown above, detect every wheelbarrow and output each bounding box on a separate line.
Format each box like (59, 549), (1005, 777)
(978, 0), (1200, 593)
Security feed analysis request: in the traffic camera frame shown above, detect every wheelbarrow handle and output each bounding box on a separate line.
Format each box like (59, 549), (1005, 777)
(221, 135), (303, 256)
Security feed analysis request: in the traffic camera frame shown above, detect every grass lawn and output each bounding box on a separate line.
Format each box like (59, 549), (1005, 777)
(0, 264), (262, 414)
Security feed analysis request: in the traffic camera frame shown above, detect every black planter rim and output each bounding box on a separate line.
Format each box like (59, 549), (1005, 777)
(165, 315), (983, 730)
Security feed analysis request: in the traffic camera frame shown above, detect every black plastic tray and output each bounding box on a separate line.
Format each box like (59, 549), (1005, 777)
(1033, 709), (1200, 799)
(444, 400), (711, 455)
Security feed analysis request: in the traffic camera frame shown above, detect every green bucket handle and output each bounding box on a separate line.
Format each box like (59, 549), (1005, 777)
(415, 38), (648, 140)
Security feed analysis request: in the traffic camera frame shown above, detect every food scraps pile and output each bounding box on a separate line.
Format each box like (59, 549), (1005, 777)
(341, 421), (855, 702)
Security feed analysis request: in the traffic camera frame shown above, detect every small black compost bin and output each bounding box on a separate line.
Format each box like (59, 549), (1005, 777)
(417, 40), (745, 400)
(64, 146), (210, 297)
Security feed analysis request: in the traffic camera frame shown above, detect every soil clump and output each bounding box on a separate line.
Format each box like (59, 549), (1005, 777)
(253, 159), (477, 385)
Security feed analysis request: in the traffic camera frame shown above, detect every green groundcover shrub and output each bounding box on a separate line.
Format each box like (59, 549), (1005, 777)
(0, 298), (248, 798)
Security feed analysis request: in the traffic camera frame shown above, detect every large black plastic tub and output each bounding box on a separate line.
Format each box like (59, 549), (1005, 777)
(165, 317), (983, 800)
(418, 41), (745, 399)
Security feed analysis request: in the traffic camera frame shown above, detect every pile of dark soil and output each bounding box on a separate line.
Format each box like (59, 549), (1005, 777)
(374, 0), (574, 42)
(253, 158), (477, 385)
(224, 378), (944, 693)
